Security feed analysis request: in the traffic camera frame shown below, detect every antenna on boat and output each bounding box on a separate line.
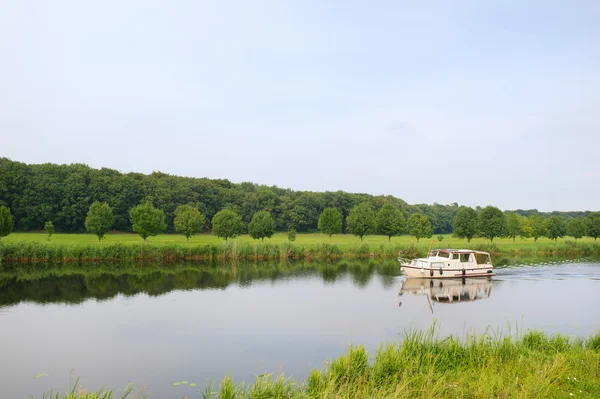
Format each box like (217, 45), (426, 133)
(427, 239), (434, 256)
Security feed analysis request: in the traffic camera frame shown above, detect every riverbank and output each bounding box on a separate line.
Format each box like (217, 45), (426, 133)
(1, 232), (600, 263)
(41, 328), (600, 398)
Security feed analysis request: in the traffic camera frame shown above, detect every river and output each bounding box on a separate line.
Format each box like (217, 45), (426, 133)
(1, 257), (599, 398)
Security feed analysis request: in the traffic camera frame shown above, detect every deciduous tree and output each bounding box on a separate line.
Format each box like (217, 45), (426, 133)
(318, 207), (343, 239)
(585, 212), (600, 241)
(407, 213), (433, 243)
(547, 216), (566, 242)
(452, 207), (478, 243)
(0, 205), (14, 240)
(519, 216), (533, 239)
(529, 215), (547, 243)
(85, 202), (115, 242)
(567, 219), (586, 241)
(129, 202), (166, 242)
(506, 213), (521, 243)
(44, 221), (54, 241)
(346, 202), (375, 242)
(375, 203), (405, 242)
(174, 204), (206, 243)
(248, 211), (276, 242)
(287, 226), (296, 242)
(211, 209), (244, 241)
(478, 206), (506, 242)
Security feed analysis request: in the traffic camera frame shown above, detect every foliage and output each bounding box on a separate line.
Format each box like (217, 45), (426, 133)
(547, 216), (567, 242)
(452, 207), (478, 243)
(287, 226), (296, 242)
(44, 221), (55, 241)
(248, 211), (276, 242)
(0, 205), (14, 240)
(528, 214), (548, 243)
(478, 206), (507, 242)
(586, 212), (600, 241)
(129, 203), (166, 242)
(505, 212), (521, 243)
(85, 202), (115, 242)
(173, 204), (206, 243)
(567, 218), (586, 241)
(437, 235), (444, 242)
(375, 203), (405, 242)
(407, 213), (432, 243)
(519, 216), (533, 239)
(211, 209), (244, 241)
(346, 202), (375, 242)
(0, 158), (519, 235)
(318, 207), (343, 239)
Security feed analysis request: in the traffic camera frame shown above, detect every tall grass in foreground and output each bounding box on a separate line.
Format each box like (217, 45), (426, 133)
(3, 239), (599, 264)
(40, 328), (600, 398)
(39, 379), (147, 399)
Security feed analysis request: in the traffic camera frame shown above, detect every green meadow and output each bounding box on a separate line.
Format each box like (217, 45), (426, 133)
(3, 231), (600, 249)
(1, 232), (600, 263)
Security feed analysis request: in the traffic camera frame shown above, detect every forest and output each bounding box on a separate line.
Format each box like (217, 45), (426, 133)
(0, 157), (592, 234)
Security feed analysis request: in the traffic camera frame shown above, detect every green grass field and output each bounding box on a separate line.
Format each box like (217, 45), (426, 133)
(1, 232), (599, 263)
(2, 231), (598, 252)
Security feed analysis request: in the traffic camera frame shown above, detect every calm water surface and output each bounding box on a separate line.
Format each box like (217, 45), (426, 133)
(1, 258), (599, 398)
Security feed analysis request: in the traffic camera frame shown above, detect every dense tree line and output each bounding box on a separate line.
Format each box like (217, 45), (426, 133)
(0, 159), (597, 243)
(0, 158), (459, 234)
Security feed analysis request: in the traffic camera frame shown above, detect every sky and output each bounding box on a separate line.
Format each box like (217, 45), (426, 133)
(1, 1), (599, 212)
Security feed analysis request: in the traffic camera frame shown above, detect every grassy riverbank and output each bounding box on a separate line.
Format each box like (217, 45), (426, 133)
(1, 232), (600, 263)
(41, 328), (600, 398)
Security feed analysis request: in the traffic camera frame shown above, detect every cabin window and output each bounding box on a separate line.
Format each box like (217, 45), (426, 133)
(452, 254), (459, 260)
(476, 253), (491, 264)
(460, 254), (471, 262)
(437, 252), (450, 259)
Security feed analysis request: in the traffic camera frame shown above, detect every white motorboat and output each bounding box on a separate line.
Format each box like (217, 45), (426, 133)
(399, 248), (495, 278)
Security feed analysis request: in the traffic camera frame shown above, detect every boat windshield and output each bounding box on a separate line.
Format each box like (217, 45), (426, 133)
(476, 253), (491, 264)
(430, 250), (450, 259)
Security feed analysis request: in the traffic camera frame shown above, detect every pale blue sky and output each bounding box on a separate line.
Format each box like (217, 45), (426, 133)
(1, 1), (599, 211)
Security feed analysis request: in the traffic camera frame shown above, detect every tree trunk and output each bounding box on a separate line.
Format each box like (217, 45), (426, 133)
(416, 237), (420, 243)
(513, 237), (515, 243)
(186, 236), (189, 244)
(388, 236), (391, 243)
(360, 236), (363, 243)
(262, 237), (264, 243)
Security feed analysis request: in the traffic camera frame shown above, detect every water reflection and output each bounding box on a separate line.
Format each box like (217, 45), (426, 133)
(398, 277), (493, 308)
(0, 259), (400, 306)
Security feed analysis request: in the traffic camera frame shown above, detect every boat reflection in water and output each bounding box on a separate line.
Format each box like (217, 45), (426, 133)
(398, 277), (492, 308)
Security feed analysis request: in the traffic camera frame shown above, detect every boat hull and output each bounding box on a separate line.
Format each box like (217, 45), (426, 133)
(400, 263), (495, 279)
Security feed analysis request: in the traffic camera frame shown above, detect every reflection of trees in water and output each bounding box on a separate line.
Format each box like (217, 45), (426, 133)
(0, 259), (400, 306)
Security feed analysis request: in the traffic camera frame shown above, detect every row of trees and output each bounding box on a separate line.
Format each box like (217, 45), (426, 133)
(1, 200), (599, 244)
(453, 206), (600, 243)
(1, 158), (592, 235)
(0, 202), (280, 243)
